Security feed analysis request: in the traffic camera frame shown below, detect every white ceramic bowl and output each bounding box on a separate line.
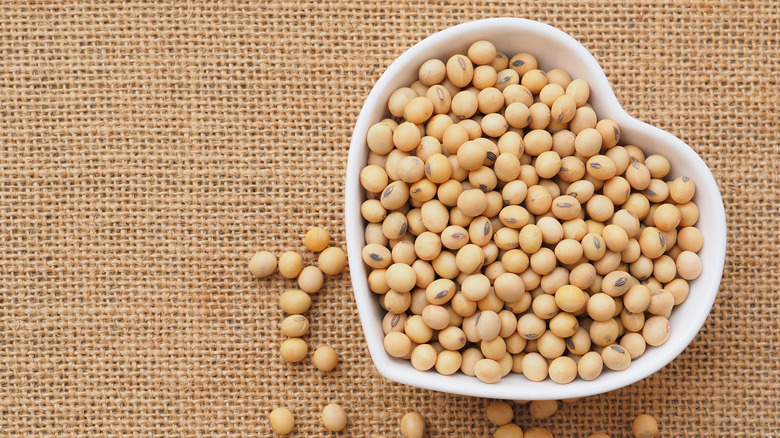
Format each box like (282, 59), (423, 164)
(345, 18), (726, 400)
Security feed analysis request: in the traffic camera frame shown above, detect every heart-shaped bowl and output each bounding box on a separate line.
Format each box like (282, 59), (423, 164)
(345, 18), (726, 400)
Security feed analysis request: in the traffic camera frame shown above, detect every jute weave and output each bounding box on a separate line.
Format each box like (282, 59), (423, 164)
(0, 1), (778, 436)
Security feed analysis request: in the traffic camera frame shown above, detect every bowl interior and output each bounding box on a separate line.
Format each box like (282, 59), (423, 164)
(345, 18), (726, 400)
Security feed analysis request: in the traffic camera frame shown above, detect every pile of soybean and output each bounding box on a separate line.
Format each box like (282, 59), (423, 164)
(360, 40), (703, 384)
(273, 401), (661, 437)
(250, 228), (351, 434)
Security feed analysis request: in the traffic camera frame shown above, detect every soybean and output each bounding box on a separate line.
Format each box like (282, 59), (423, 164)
(400, 412), (426, 438)
(548, 356), (578, 384)
(474, 358), (503, 383)
(298, 266), (324, 293)
(529, 399), (558, 419)
(485, 401), (514, 426)
(321, 404), (347, 432)
(525, 428), (554, 438)
(280, 289), (312, 314)
(436, 350), (463, 375)
(249, 251), (277, 278)
(495, 424), (524, 438)
(676, 250), (702, 280)
(643, 316), (671, 346)
(419, 59), (446, 86)
(601, 344), (631, 370)
(632, 414), (660, 438)
(278, 251), (303, 279)
(318, 247), (347, 275)
(447, 54), (474, 88)
(281, 314), (310, 337)
(411, 344), (438, 371)
(270, 407), (295, 435)
(384, 332), (412, 357)
(304, 227), (330, 252)
(280, 338), (308, 363)
(312, 346), (339, 371)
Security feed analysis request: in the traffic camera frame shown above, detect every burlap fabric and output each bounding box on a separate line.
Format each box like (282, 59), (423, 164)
(0, 1), (777, 436)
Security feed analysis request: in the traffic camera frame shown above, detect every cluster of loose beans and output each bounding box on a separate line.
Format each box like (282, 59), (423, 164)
(248, 227), (350, 434)
(480, 400), (659, 438)
(360, 40), (703, 385)
(363, 403), (658, 438)
(270, 403), (348, 435)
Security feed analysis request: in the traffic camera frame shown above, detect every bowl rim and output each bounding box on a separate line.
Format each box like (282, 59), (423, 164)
(345, 17), (727, 399)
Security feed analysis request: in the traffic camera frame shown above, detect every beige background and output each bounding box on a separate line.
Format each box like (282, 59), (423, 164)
(0, 1), (778, 436)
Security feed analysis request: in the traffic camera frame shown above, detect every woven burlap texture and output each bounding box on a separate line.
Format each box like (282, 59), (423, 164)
(1, 1), (778, 436)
